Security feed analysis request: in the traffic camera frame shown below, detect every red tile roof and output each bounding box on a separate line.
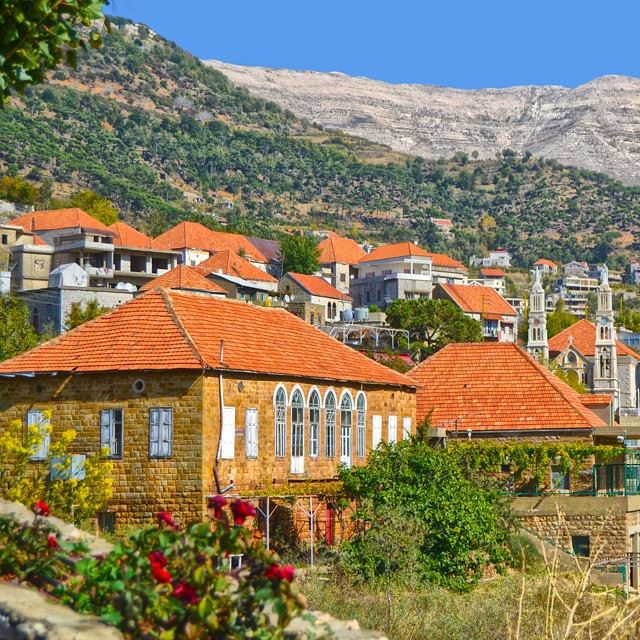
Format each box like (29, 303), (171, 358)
(581, 394), (612, 407)
(408, 342), (605, 431)
(155, 222), (268, 263)
(196, 250), (277, 283)
(286, 272), (352, 301)
(359, 241), (431, 263)
(10, 208), (111, 233)
(318, 236), (366, 265)
(534, 258), (558, 268)
(108, 222), (171, 251)
(480, 267), (505, 277)
(548, 319), (640, 360)
(426, 252), (467, 270)
(32, 234), (49, 247)
(139, 266), (227, 295)
(0, 289), (414, 387)
(438, 283), (517, 317)
(430, 218), (453, 227)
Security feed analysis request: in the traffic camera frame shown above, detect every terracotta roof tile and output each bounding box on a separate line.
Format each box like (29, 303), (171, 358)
(548, 318), (640, 360)
(108, 222), (171, 251)
(196, 250), (277, 283)
(480, 267), (505, 277)
(425, 252), (467, 270)
(359, 241), (431, 263)
(155, 222), (268, 263)
(10, 208), (110, 233)
(139, 266), (227, 294)
(534, 258), (558, 268)
(318, 236), (366, 265)
(286, 272), (352, 301)
(408, 343), (605, 431)
(581, 394), (612, 406)
(438, 283), (517, 317)
(0, 290), (414, 388)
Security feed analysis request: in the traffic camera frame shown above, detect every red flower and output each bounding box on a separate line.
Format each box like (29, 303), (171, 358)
(147, 551), (167, 567)
(47, 534), (58, 549)
(173, 581), (199, 605)
(32, 501), (50, 517)
(266, 563), (295, 583)
(230, 499), (256, 526)
(156, 511), (177, 529)
(207, 495), (227, 519)
(150, 562), (172, 583)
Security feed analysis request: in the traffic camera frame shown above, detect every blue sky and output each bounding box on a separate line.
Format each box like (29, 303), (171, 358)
(112, 0), (640, 89)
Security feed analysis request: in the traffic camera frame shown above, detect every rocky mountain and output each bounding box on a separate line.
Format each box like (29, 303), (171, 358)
(205, 63), (640, 186)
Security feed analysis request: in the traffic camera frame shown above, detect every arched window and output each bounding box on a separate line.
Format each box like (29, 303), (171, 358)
(356, 393), (366, 458)
(274, 387), (287, 458)
(309, 390), (320, 457)
(327, 302), (332, 320)
(291, 389), (304, 463)
(324, 391), (336, 458)
(566, 351), (577, 366)
(340, 393), (353, 465)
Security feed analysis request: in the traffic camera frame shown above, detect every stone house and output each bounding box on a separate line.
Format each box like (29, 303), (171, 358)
(479, 267), (506, 294)
(279, 272), (352, 323)
(533, 258), (558, 275)
(0, 289), (416, 527)
(434, 282), (518, 342)
(317, 234), (366, 294)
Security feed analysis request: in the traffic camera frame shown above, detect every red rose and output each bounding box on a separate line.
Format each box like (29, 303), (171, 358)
(266, 563), (281, 581)
(147, 551), (167, 567)
(173, 581), (199, 605)
(32, 501), (50, 517)
(280, 564), (295, 582)
(207, 495), (227, 519)
(150, 562), (172, 583)
(47, 534), (58, 549)
(230, 499), (256, 526)
(156, 511), (177, 529)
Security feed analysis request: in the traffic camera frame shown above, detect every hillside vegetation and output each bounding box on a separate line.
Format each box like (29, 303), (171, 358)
(0, 18), (638, 266)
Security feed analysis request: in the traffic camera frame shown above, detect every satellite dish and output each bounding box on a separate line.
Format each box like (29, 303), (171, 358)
(283, 294), (290, 304)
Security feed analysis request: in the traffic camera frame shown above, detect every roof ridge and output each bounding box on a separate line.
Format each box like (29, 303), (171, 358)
(160, 289), (209, 369)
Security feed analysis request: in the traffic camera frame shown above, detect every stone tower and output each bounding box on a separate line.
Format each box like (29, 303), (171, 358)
(593, 266), (618, 404)
(527, 269), (548, 361)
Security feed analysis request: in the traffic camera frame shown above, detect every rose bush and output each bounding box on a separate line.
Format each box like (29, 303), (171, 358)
(0, 500), (303, 639)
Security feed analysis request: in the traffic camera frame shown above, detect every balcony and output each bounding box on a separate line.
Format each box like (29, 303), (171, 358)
(84, 265), (114, 279)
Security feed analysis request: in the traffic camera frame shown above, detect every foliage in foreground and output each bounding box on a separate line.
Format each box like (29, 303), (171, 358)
(339, 436), (514, 590)
(0, 416), (113, 524)
(0, 500), (302, 639)
(66, 298), (110, 330)
(0, 294), (39, 361)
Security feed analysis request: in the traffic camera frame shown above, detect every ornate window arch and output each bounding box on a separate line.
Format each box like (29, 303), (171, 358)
(324, 389), (337, 458)
(308, 387), (321, 457)
(356, 392), (366, 458)
(274, 385), (287, 457)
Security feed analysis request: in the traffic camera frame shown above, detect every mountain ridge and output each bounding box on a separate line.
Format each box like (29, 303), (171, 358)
(204, 61), (640, 185)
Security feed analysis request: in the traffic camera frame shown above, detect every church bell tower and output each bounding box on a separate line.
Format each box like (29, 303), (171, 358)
(527, 269), (548, 361)
(593, 266), (618, 405)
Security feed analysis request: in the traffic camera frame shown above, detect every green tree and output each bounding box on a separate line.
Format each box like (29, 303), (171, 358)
(65, 298), (109, 330)
(280, 233), (321, 275)
(547, 299), (579, 338)
(0, 175), (39, 204)
(66, 191), (118, 225)
(0, 0), (108, 102)
(385, 298), (482, 358)
(339, 436), (513, 591)
(0, 294), (38, 361)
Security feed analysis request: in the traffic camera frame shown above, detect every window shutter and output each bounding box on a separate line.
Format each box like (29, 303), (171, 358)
(160, 409), (172, 457)
(221, 407), (236, 459)
(28, 410), (49, 461)
(402, 417), (412, 440)
(100, 410), (112, 454)
(372, 415), (382, 449)
(149, 409), (160, 458)
(245, 408), (258, 458)
(388, 415), (397, 444)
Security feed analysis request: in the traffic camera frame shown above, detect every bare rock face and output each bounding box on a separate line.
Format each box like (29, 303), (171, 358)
(204, 62), (640, 185)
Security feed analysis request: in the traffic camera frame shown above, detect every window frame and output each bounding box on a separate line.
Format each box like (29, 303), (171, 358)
(149, 407), (173, 459)
(274, 386), (287, 458)
(27, 409), (50, 461)
(291, 388), (305, 461)
(324, 390), (337, 458)
(356, 393), (366, 458)
(100, 408), (124, 460)
(308, 389), (321, 458)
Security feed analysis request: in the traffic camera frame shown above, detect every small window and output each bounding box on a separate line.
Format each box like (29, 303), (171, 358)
(275, 387), (287, 458)
(245, 408), (258, 459)
(100, 409), (123, 459)
(28, 410), (50, 461)
(571, 535), (590, 558)
(372, 415), (382, 449)
(220, 406), (235, 459)
(149, 408), (173, 458)
(551, 465), (570, 492)
(1, 234), (8, 245)
(356, 393), (366, 458)
(402, 417), (412, 440)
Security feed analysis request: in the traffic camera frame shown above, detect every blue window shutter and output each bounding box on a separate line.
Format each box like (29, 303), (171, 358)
(149, 409), (160, 457)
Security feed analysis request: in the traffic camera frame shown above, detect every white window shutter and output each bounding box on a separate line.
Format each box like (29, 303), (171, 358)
(28, 410), (49, 461)
(245, 408), (258, 458)
(100, 410), (112, 453)
(149, 409), (160, 458)
(388, 415), (398, 444)
(372, 415), (382, 449)
(160, 409), (172, 457)
(221, 407), (236, 459)
(402, 417), (412, 440)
